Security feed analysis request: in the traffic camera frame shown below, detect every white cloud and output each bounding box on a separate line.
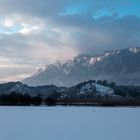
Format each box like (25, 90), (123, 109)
(0, 56), (37, 82)
(0, 73), (32, 82)
(0, 14), (46, 35)
(0, 16), (79, 81)
(4, 19), (14, 27)
(27, 42), (77, 64)
(19, 26), (40, 34)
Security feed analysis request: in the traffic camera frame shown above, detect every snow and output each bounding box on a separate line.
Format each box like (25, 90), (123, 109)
(11, 83), (23, 92)
(80, 83), (114, 96)
(10, 83), (29, 94)
(117, 50), (120, 54)
(89, 57), (96, 64)
(0, 106), (140, 140)
(63, 68), (70, 74)
(80, 83), (95, 94)
(97, 57), (102, 61)
(95, 83), (114, 96)
(105, 52), (110, 57)
(129, 47), (140, 53)
(83, 56), (87, 60)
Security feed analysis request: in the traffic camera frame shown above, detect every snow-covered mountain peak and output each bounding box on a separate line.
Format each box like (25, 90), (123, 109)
(103, 47), (140, 56)
(23, 47), (140, 87)
(129, 47), (140, 53)
(104, 50), (119, 56)
(89, 57), (97, 64)
(39, 47), (140, 72)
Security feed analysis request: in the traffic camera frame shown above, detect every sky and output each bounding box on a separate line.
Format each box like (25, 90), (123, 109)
(0, 0), (140, 82)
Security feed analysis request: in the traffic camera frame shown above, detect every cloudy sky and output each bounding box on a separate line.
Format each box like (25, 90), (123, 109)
(0, 0), (140, 82)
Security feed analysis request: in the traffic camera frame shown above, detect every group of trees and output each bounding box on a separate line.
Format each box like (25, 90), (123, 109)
(95, 80), (140, 98)
(96, 80), (116, 88)
(114, 86), (140, 98)
(0, 92), (57, 106)
(0, 80), (140, 106)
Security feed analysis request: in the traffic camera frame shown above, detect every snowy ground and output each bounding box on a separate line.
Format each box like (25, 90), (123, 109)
(0, 106), (140, 140)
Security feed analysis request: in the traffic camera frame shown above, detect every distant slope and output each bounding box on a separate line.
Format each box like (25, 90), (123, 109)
(23, 47), (140, 86)
(0, 82), (63, 98)
(0, 80), (140, 101)
(0, 81), (119, 100)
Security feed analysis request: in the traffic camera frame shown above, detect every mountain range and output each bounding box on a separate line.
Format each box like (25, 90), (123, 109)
(0, 80), (140, 103)
(23, 47), (140, 87)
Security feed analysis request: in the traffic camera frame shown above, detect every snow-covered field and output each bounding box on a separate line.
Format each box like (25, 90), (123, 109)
(0, 106), (140, 140)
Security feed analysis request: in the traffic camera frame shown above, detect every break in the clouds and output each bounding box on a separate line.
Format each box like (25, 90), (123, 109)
(0, 0), (140, 81)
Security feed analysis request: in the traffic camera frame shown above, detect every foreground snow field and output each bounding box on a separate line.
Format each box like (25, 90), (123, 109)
(0, 106), (140, 140)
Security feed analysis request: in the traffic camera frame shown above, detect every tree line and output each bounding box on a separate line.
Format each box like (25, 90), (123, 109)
(0, 80), (140, 106)
(0, 92), (57, 106)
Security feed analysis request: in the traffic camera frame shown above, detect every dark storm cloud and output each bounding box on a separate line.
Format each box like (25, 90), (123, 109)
(51, 14), (140, 54)
(0, 0), (139, 54)
(0, 0), (68, 16)
(0, 0), (139, 17)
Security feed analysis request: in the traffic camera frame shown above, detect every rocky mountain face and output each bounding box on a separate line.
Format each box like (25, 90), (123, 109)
(23, 47), (140, 87)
